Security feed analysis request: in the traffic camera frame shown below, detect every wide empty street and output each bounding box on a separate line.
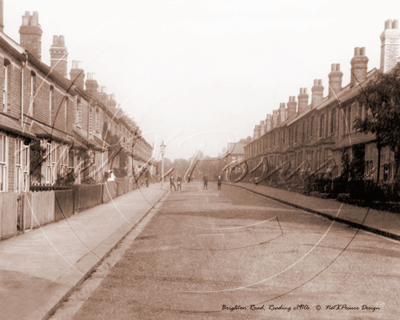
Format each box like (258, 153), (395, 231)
(71, 182), (400, 320)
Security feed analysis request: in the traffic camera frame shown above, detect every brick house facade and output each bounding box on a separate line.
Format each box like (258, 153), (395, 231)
(0, 3), (154, 191)
(244, 20), (400, 184)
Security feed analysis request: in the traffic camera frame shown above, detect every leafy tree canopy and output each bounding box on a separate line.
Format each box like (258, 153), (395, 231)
(354, 62), (400, 152)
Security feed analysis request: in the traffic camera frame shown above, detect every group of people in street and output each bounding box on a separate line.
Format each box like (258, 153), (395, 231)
(203, 174), (222, 190)
(169, 175), (182, 191)
(168, 173), (222, 192)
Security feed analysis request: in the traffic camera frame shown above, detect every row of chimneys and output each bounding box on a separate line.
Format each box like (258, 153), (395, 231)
(0, 2), (118, 107)
(252, 18), (400, 140)
(253, 47), (371, 140)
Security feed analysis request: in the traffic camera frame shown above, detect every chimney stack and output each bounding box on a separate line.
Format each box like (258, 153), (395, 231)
(106, 93), (117, 112)
(350, 47), (369, 87)
(266, 114), (272, 132)
(19, 11), (43, 60)
(98, 86), (108, 103)
(328, 64), (343, 98)
(380, 19), (400, 73)
(260, 120), (265, 136)
(0, 0), (4, 32)
(253, 125), (261, 140)
(272, 110), (279, 129)
(70, 60), (85, 90)
(50, 35), (68, 77)
(85, 72), (99, 97)
(311, 79), (324, 108)
(287, 96), (297, 119)
(298, 88), (309, 114)
(279, 103), (286, 123)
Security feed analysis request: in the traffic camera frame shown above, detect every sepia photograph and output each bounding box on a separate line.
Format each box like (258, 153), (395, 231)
(0, 0), (399, 319)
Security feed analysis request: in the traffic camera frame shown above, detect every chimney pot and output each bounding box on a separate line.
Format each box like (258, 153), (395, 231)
(360, 47), (366, 56)
(331, 63), (335, 71)
(53, 35), (58, 46)
(394, 19), (399, 29)
(30, 15), (37, 26)
(59, 35), (65, 46)
(354, 47), (360, 56)
(0, 0), (4, 32)
(388, 19), (393, 29)
(22, 15), (29, 26)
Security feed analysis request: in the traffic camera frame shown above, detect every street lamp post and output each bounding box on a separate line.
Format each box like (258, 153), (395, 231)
(160, 141), (166, 189)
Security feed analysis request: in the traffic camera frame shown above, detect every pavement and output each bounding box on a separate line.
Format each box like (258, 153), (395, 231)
(0, 183), (168, 320)
(229, 181), (400, 241)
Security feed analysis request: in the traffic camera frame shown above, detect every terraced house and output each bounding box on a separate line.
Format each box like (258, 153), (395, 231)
(0, 2), (154, 192)
(244, 19), (400, 184)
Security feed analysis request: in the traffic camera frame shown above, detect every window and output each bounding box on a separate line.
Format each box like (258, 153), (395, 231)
(49, 87), (53, 124)
(29, 72), (35, 116)
(365, 144), (374, 178)
(310, 117), (314, 137)
(302, 122), (305, 143)
(0, 135), (8, 191)
(76, 100), (82, 127)
(46, 143), (51, 183)
(59, 145), (68, 176)
(89, 105), (94, 133)
(294, 125), (298, 144)
(68, 149), (74, 170)
(45, 142), (57, 184)
(3, 64), (8, 112)
(64, 99), (68, 131)
(15, 140), (29, 192)
(319, 114), (325, 138)
(361, 104), (366, 121)
(330, 109), (336, 134)
(347, 106), (351, 134)
(96, 108), (100, 133)
(15, 140), (21, 191)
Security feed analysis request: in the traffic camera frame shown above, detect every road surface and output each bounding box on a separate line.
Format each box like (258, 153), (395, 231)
(70, 182), (400, 319)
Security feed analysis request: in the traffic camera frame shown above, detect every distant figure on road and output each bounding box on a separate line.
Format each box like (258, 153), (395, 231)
(177, 175), (182, 191)
(217, 175), (222, 190)
(145, 170), (150, 187)
(170, 175), (176, 191)
(203, 174), (208, 190)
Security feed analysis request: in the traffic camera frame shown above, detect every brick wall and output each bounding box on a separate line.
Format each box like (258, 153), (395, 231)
(81, 99), (88, 132)
(33, 74), (51, 124)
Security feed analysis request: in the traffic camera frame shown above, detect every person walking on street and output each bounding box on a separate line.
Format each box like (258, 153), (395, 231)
(203, 174), (208, 190)
(217, 175), (222, 190)
(170, 175), (176, 191)
(177, 175), (182, 191)
(145, 170), (150, 187)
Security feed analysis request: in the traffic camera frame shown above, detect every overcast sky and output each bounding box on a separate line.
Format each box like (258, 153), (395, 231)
(5, 0), (400, 160)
